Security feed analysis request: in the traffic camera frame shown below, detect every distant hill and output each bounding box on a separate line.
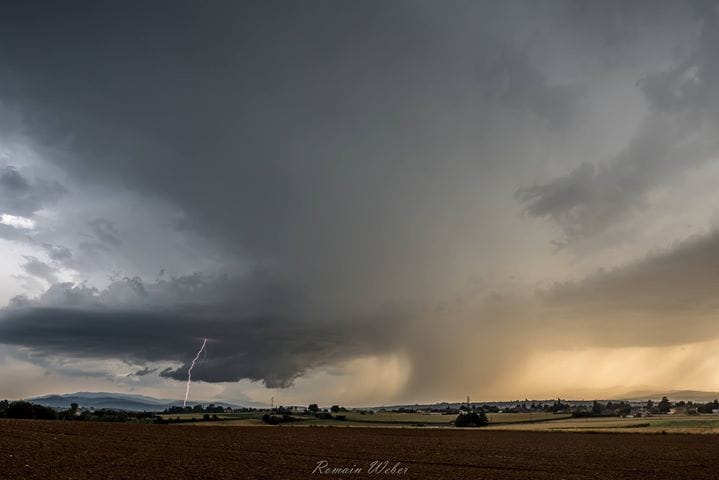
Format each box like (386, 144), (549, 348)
(28, 392), (244, 412)
(372, 389), (719, 411)
(617, 389), (719, 403)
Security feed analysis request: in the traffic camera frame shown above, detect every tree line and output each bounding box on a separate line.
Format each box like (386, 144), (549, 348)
(0, 400), (156, 423)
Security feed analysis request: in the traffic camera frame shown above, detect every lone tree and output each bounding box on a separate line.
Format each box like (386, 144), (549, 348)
(455, 410), (489, 427)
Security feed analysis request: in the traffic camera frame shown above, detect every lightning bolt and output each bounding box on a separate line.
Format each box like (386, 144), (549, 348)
(183, 337), (208, 407)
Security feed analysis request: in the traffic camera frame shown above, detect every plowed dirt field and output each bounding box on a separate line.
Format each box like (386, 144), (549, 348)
(1, 419), (717, 479)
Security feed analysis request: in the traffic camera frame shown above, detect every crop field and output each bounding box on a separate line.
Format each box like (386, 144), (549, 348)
(484, 414), (719, 434)
(160, 411), (572, 427)
(2, 418), (719, 479)
(158, 410), (719, 434)
(334, 412), (570, 425)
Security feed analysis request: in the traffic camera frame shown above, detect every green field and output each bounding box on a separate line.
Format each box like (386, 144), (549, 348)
(160, 412), (259, 420)
(484, 414), (719, 433)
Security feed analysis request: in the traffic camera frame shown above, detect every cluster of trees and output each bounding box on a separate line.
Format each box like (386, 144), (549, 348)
(260, 404), (352, 424)
(696, 399), (719, 413)
(572, 401), (633, 417)
(261, 413), (302, 425)
(304, 404), (347, 413)
(353, 409), (375, 415)
(0, 400), (155, 423)
(74, 409), (156, 423)
(164, 404), (235, 414)
(570, 397), (719, 416)
(419, 399), (575, 415)
(0, 400), (57, 420)
(643, 397), (672, 414)
(158, 413), (222, 424)
(640, 397), (718, 415)
(666, 398), (718, 414)
(455, 410), (489, 427)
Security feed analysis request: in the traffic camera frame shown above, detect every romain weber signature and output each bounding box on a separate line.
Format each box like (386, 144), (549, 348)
(312, 460), (408, 475)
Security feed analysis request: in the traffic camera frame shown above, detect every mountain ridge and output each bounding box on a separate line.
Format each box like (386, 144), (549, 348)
(28, 392), (247, 411)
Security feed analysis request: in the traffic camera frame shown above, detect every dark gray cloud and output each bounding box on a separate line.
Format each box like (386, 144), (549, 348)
(0, 165), (65, 217)
(477, 46), (584, 127)
(86, 219), (121, 247)
(0, 223), (30, 242)
(518, 1), (719, 242)
(19, 256), (58, 284)
(131, 366), (157, 377)
(0, 272), (406, 387)
(0, 1), (591, 312)
(41, 243), (73, 263)
(516, 111), (711, 239)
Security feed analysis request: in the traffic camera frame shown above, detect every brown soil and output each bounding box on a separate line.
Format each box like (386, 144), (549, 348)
(1, 419), (717, 479)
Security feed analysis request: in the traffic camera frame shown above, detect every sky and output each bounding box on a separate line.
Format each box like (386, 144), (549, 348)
(1, 0), (719, 406)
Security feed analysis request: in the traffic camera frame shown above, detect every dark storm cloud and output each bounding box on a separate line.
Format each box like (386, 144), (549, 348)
(0, 165), (65, 217)
(0, 1), (578, 241)
(0, 273), (406, 387)
(0, 0), (584, 360)
(518, 1), (719, 242)
(87, 219), (121, 247)
(131, 366), (157, 376)
(516, 111), (710, 238)
(477, 46), (584, 127)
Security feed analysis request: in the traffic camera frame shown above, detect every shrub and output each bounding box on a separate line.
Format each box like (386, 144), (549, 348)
(262, 413), (300, 425)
